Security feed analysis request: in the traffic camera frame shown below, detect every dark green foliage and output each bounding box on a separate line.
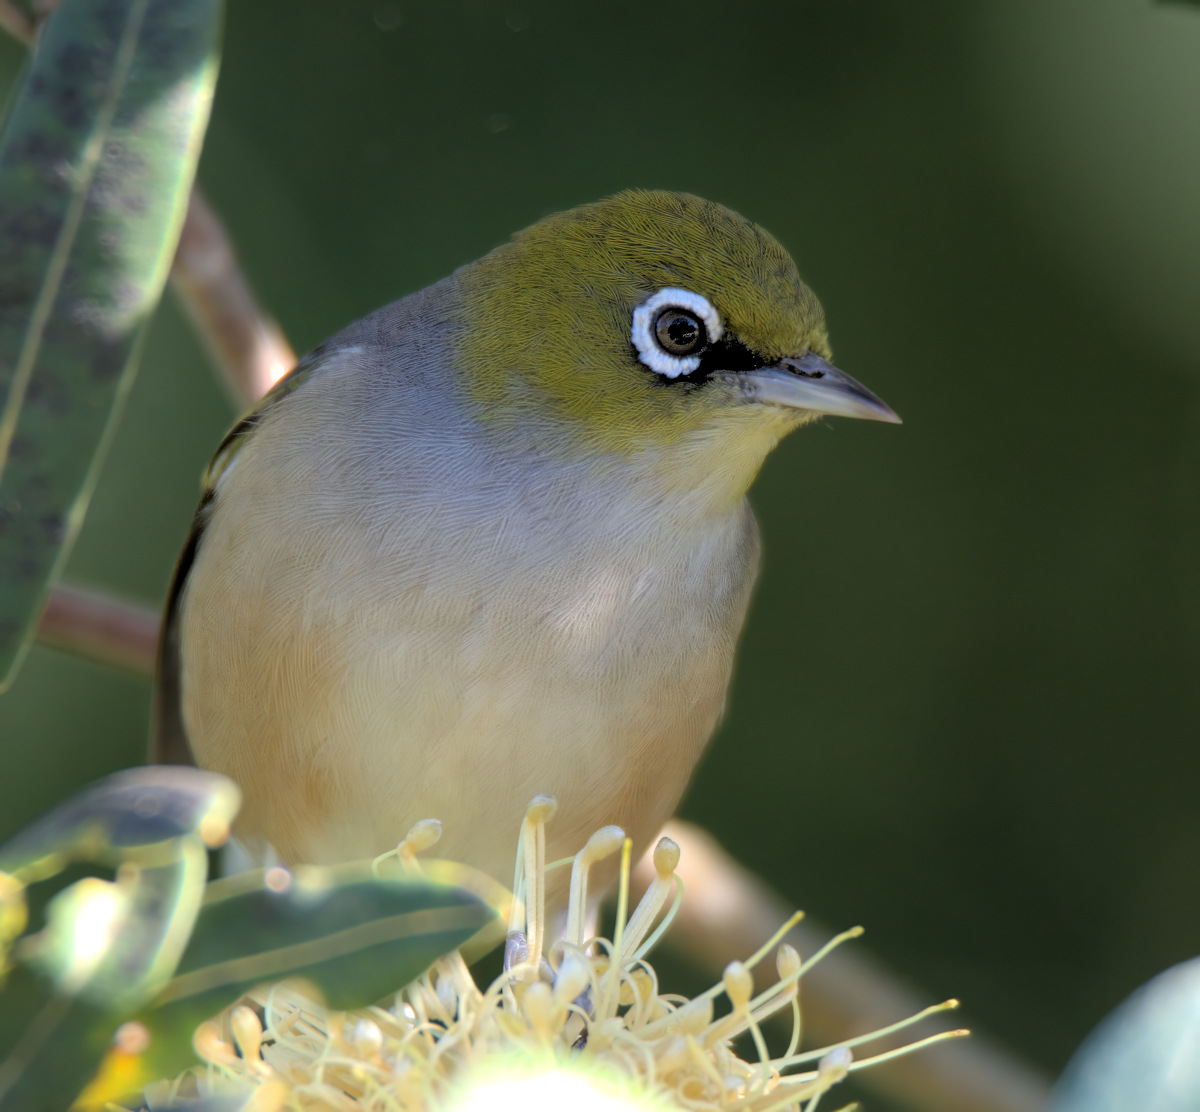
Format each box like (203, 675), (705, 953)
(0, 0), (221, 691)
(0, 769), (228, 1109)
(169, 863), (496, 1011)
(0, 769), (499, 1110)
(132, 863), (499, 1086)
(0, 962), (123, 1112)
(0, 766), (240, 880)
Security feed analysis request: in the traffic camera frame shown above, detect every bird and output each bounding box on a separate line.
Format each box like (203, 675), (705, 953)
(152, 190), (899, 888)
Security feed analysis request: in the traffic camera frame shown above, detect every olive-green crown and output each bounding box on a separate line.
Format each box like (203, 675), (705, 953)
(456, 190), (830, 448)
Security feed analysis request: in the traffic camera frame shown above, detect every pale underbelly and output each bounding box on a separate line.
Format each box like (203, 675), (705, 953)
(184, 598), (735, 888)
(180, 476), (757, 893)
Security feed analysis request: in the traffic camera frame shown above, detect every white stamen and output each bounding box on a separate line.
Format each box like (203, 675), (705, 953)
(565, 825), (625, 946)
(179, 799), (968, 1112)
(623, 836), (681, 961)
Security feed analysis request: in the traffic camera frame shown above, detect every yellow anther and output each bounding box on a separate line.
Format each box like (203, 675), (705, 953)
(652, 836), (680, 877)
(565, 824), (625, 946)
(352, 1017), (384, 1059)
(627, 965), (654, 1003)
(525, 794), (558, 824)
(401, 818), (443, 855)
(551, 953), (591, 1007)
(198, 815), (232, 848)
(817, 1046), (853, 1086)
(242, 1079), (289, 1112)
(113, 1020), (150, 1055)
(580, 825), (627, 863)
(675, 996), (713, 1035)
(723, 961), (754, 1012)
(193, 1020), (235, 1065)
(230, 1006), (263, 1062)
(521, 980), (556, 1041)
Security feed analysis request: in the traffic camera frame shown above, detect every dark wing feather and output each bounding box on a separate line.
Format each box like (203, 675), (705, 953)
(149, 356), (321, 766)
(150, 490), (213, 765)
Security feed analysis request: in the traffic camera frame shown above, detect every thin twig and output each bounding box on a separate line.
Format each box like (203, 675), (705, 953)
(171, 186), (295, 406)
(36, 583), (158, 677)
(0, 0), (33, 45)
(635, 820), (1052, 1112)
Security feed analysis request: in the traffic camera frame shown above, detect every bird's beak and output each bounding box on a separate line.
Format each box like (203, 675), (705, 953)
(723, 352), (901, 424)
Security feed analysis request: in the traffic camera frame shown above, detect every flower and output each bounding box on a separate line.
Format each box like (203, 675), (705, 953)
(148, 797), (964, 1112)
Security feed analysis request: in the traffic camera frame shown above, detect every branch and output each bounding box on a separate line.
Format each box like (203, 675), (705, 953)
(636, 820), (1052, 1112)
(36, 584), (158, 677)
(170, 186), (295, 406)
(0, 0), (33, 45)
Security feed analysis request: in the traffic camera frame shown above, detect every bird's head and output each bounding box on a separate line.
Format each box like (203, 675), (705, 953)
(455, 190), (898, 499)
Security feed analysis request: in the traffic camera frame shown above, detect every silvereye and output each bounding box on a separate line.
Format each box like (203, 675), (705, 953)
(153, 190), (898, 883)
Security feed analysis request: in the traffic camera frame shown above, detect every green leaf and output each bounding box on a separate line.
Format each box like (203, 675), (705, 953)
(165, 862), (499, 1008)
(0, 961), (118, 1112)
(0, 0), (223, 691)
(20, 842), (208, 1010)
(135, 864), (501, 1082)
(0, 766), (240, 883)
(0, 842), (211, 1110)
(0, 772), (500, 1105)
(0, 769), (232, 1106)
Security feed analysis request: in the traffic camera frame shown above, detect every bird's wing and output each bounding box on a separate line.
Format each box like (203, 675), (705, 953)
(149, 355), (323, 766)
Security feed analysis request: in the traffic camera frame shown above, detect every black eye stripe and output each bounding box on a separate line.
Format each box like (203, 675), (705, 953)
(697, 335), (769, 376)
(646, 334), (770, 388)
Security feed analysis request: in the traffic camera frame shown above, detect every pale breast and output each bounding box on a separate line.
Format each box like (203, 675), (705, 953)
(177, 288), (762, 883)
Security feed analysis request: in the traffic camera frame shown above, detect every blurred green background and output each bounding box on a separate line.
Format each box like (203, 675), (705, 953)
(1, 0), (1197, 1100)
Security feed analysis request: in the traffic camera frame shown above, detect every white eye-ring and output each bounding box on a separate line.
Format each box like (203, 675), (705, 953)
(630, 287), (724, 379)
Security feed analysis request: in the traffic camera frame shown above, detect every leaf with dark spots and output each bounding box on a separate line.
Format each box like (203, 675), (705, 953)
(0, 766), (240, 879)
(0, 0), (223, 692)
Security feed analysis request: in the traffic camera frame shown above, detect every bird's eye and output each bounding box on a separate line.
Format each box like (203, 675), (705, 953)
(654, 309), (706, 356)
(630, 287), (724, 379)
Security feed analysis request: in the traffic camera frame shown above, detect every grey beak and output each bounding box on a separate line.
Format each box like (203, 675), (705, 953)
(724, 352), (901, 424)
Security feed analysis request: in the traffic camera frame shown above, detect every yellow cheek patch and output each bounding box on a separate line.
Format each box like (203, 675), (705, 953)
(453, 190), (830, 451)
